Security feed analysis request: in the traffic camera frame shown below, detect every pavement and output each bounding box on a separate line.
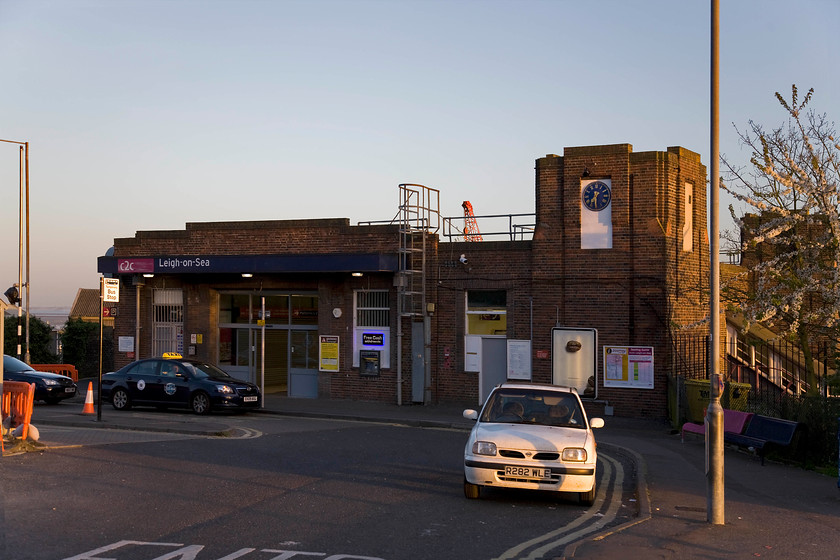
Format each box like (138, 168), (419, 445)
(13, 384), (840, 559)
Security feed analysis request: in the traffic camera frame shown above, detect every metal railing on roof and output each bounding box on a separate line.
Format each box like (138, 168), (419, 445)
(442, 212), (536, 241)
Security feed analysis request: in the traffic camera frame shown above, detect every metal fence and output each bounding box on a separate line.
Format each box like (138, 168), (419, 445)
(671, 333), (840, 465)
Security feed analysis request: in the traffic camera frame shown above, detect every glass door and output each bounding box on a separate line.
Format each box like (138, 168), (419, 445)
(218, 292), (317, 395)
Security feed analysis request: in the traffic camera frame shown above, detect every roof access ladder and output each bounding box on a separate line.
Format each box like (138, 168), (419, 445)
(397, 183), (439, 319)
(396, 184), (439, 406)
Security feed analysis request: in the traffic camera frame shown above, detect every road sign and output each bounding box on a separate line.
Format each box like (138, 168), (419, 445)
(103, 278), (120, 303)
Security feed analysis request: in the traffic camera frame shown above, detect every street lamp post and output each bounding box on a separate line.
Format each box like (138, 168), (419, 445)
(0, 139), (29, 362)
(707, 0), (725, 525)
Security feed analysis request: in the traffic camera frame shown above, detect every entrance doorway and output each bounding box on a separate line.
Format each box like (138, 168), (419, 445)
(218, 292), (319, 397)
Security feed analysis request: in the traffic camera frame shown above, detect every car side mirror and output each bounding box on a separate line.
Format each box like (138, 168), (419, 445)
(589, 417), (605, 429)
(463, 409), (478, 421)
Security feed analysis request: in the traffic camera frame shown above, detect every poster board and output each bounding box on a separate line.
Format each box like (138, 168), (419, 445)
(506, 340), (531, 381)
(551, 327), (597, 398)
(319, 335), (340, 372)
(603, 346), (654, 389)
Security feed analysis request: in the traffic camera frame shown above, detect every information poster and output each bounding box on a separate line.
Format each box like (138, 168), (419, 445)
(603, 346), (654, 389)
(319, 335), (340, 372)
(506, 340), (532, 380)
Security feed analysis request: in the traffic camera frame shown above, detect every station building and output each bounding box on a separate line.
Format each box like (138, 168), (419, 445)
(97, 143), (710, 418)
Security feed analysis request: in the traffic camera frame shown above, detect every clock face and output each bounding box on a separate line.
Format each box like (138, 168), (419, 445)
(582, 181), (611, 212)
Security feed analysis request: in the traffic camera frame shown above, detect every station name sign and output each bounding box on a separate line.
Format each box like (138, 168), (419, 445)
(101, 253), (401, 276)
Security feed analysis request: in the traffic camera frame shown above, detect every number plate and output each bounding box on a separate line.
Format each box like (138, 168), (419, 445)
(505, 465), (550, 479)
(65, 387), (76, 393)
(243, 396), (258, 402)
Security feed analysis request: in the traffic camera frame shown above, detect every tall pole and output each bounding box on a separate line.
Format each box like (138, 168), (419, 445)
(17, 145), (24, 360)
(24, 142), (30, 363)
(98, 276), (104, 422)
(707, 0), (725, 525)
(2, 138), (29, 362)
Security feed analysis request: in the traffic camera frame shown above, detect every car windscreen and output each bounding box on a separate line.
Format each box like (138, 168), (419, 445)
(480, 388), (585, 428)
(187, 362), (234, 380)
(3, 355), (34, 373)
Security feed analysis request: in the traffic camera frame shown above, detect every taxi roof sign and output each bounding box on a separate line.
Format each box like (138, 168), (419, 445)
(162, 352), (183, 359)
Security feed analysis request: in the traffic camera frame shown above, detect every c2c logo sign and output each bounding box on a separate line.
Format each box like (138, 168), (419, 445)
(117, 259), (155, 273)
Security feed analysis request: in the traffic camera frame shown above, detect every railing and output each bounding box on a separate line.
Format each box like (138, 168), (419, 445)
(673, 334), (835, 412)
(442, 212), (536, 241)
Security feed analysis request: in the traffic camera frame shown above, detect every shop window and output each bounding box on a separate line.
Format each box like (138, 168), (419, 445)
(153, 289), (184, 357)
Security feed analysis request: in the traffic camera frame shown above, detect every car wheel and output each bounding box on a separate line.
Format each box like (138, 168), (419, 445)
(190, 391), (211, 415)
(464, 478), (481, 499)
(112, 388), (131, 411)
(579, 485), (596, 506)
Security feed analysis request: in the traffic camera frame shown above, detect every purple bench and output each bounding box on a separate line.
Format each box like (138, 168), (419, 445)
(681, 409), (754, 442)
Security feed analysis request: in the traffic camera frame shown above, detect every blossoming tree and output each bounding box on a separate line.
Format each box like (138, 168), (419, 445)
(721, 86), (839, 395)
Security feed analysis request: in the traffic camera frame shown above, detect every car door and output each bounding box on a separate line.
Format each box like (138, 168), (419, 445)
(122, 359), (162, 404)
(158, 361), (192, 406)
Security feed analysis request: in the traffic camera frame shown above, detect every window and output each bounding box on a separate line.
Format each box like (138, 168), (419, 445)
(153, 289), (184, 357)
(464, 290), (507, 372)
(355, 290), (389, 327)
(683, 183), (693, 252)
(466, 290), (507, 335)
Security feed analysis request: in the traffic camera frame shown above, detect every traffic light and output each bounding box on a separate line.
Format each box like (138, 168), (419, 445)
(4, 285), (20, 305)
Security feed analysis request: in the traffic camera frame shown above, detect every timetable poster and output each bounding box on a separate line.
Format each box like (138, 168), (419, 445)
(603, 346), (654, 389)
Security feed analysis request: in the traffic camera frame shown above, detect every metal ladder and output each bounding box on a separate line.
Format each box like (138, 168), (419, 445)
(397, 184), (439, 318)
(395, 184), (439, 405)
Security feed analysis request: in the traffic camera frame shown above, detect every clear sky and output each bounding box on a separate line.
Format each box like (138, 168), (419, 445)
(1, 0), (838, 309)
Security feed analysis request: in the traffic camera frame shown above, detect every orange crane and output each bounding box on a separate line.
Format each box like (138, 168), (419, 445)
(462, 201), (482, 241)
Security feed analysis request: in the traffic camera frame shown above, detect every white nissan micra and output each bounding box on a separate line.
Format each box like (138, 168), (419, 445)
(463, 383), (604, 504)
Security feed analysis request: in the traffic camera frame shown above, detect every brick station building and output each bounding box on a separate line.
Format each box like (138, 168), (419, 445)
(98, 143), (710, 418)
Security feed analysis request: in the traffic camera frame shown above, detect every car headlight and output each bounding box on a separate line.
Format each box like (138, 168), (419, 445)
(472, 441), (497, 456)
(215, 384), (234, 394)
(562, 448), (588, 462)
(42, 379), (59, 386)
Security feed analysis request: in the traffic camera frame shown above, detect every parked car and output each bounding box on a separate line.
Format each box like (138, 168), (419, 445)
(100, 356), (261, 415)
(462, 382), (604, 504)
(2, 354), (78, 404)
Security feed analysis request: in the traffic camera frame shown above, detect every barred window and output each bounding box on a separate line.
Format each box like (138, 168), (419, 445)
(153, 289), (184, 356)
(355, 290), (389, 327)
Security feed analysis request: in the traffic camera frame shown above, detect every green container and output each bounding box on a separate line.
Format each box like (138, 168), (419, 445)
(723, 381), (751, 411)
(684, 379), (711, 423)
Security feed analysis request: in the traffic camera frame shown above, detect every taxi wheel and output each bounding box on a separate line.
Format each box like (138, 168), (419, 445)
(112, 388), (131, 411)
(579, 485), (596, 506)
(464, 478), (481, 499)
(190, 391), (211, 415)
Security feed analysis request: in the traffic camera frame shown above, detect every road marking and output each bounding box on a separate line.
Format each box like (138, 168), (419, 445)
(62, 540), (385, 560)
(491, 451), (625, 560)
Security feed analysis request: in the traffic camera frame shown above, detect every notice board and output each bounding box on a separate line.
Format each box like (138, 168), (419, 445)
(603, 346), (654, 389)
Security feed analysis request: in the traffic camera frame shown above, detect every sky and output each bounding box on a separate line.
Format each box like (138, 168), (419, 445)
(1, 0), (838, 310)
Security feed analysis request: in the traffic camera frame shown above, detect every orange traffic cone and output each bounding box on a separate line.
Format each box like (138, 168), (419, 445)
(82, 382), (95, 414)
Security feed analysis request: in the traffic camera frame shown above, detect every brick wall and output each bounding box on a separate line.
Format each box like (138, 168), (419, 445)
(106, 143), (710, 418)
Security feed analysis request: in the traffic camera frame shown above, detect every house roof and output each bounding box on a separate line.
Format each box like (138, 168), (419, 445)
(69, 288), (101, 318)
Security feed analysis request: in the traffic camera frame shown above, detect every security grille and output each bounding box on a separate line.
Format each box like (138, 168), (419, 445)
(356, 290), (389, 327)
(153, 289), (184, 356)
